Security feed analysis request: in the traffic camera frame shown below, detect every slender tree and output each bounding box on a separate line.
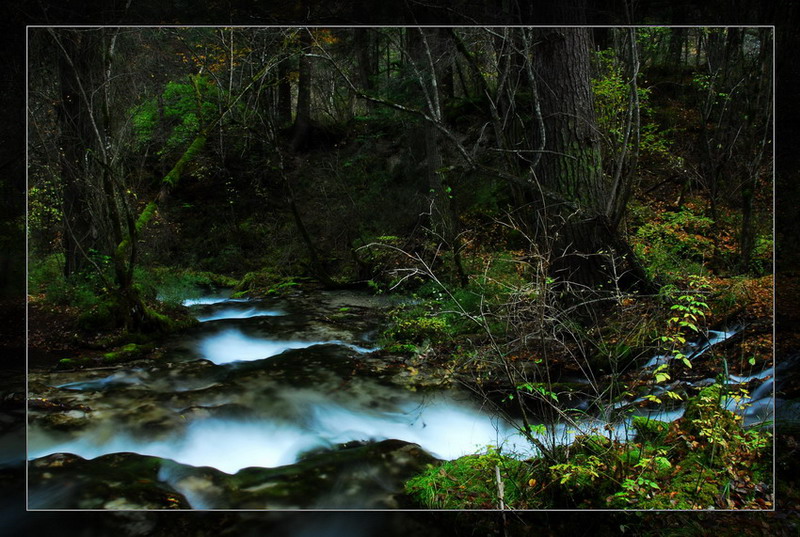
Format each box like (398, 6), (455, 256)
(54, 29), (103, 278)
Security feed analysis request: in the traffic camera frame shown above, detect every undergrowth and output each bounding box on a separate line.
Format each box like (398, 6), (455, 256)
(403, 384), (772, 509)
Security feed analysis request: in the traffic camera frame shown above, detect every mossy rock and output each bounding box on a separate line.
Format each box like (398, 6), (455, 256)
(102, 342), (154, 364)
(632, 416), (670, 444)
(29, 453), (190, 509)
(37, 411), (91, 431)
(142, 306), (198, 334)
(641, 457), (719, 509)
(573, 434), (613, 456)
(235, 269), (280, 291)
(404, 450), (530, 509)
(234, 270), (302, 296)
(77, 294), (195, 335)
(682, 385), (741, 439)
(56, 357), (89, 369)
(683, 384), (723, 420)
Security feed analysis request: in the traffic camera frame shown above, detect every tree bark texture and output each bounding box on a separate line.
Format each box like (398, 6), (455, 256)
(532, 27), (603, 215)
(530, 28), (648, 289)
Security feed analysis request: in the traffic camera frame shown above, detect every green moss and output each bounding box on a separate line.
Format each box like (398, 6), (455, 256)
(658, 458), (718, 509)
(164, 134), (207, 187)
(632, 416), (670, 444)
(404, 449), (530, 509)
(102, 342), (154, 364)
(57, 358), (78, 369)
(235, 270), (300, 297)
(573, 434), (613, 456)
(136, 202), (159, 234)
(383, 343), (418, 354)
(142, 306), (197, 334)
(385, 316), (449, 346)
(77, 297), (122, 332)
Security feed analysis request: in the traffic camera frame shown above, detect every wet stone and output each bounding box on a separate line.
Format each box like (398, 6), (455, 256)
(29, 452), (191, 509)
(30, 439), (437, 509)
(35, 411), (92, 432)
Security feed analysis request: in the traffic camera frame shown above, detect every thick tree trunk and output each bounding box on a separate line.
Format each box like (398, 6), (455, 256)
(532, 28), (603, 214)
(527, 27), (654, 291)
(531, 28), (607, 286)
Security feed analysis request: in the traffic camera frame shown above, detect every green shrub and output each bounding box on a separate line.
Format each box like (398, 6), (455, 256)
(77, 297), (121, 331)
(234, 269), (301, 297)
(750, 234), (773, 275)
(592, 47), (671, 166)
(631, 205), (715, 281)
(385, 315), (449, 346)
(29, 254), (102, 309)
(137, 267), (236, 306)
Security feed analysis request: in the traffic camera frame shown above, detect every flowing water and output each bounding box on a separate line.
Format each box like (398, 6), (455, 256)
(26, 290), (773, 509)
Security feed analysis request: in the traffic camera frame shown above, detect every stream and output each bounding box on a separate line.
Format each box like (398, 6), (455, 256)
(26, 289), (774, 509)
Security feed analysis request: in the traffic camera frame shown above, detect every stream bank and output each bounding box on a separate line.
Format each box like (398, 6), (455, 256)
(27, 285), (776, 509)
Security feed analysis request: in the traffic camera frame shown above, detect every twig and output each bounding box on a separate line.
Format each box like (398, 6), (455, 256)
(495, 464), (506, 510)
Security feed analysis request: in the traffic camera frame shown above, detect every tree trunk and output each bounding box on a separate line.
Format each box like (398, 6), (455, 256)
(531, 27), (604, 285)
(354, 28), (375, 112)
(668, 28), (686, 67)
(530, 27), (649, 290)
(57, 30), (97, 277)
(291, 31), (313, 152)
(277, 57), (293, 127)
(406, 29), (468, 286)
(532, 28), (603, 215)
